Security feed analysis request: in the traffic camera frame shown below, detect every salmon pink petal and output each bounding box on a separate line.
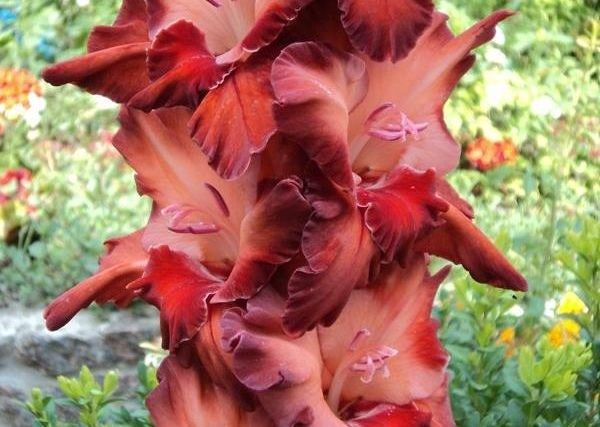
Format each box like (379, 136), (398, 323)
(415, 374), (455, 427)
(147, 0), (312, 60)
(272, 41), (368, 189)
(415, 205), (527, 291)
(148, 355), (273, 427)
(189, 52), (277, 179)
(128, 246), (222, 351)
(129, 20), (231, 111)
(357, 166), (449, 263)
(345, 401), (432, 427)
(351, 10), (514, 175)
(221, 291), (345, 426)
(214, 178), (311, 302)
(339, 0), (433, 62)
(283, 166), (378, 336)
(43, 0), (150, 103)
(319, 258), (450, 409)
(43, 230), (148, 331)
(114, 106), (255, 262)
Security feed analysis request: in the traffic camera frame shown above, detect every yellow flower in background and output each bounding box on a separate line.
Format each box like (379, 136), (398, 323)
(557, 291), (587, 315)
(548, 319), (581, 348)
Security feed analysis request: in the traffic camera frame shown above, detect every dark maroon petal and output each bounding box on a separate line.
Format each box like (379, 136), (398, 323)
(213, 178), (311, 302)
(189, 52), (277, 179)
(339, 0), (433, 62)
(415, 205), (528, 291)
(129, 20), (231, 111)
(272, 41), (368, 189)
(128, 246), (222, 351)
(43, 230), (147, 331)
(221, 291), (345, 426)
(42, 0), (150, 103)
(43, 44), (150, 104)
(435, 178), (474, 219)
(283, 166), (378, 336)
(357, 166), (449, 263)
(191, 309), (258, 412)
(240, 0), (314, 52)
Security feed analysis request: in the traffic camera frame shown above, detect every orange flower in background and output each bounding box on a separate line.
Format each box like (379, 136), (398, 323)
(465, 137), (518, 171)
(497, 326), (516, 356)
(0, 67), (45, 128)
(547, 319), (581, 348)
(0, 67), (42, 109)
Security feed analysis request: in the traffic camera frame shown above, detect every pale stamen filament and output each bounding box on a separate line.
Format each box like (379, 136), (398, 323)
(349, 102), (428, 164)
(161, 204), (220, 235)
(326, 328), (398, 413)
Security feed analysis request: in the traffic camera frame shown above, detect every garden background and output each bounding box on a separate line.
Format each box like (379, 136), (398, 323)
(0, 0), (598, 426)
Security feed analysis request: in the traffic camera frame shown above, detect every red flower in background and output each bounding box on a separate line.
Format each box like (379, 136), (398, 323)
(465, 137), (518, 171)
(42, 0), (527, 425)
(0, 167), (33, 206)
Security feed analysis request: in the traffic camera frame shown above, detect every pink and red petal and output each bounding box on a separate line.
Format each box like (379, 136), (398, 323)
(189, 52), (277, 179)
(414, 375), (455, 427)
(351, 10), (514, 175)
(213, 178), (311, 302)
(44, 230), (148, 331)
(43, 0), (150, 103)
(357, 166), (449, 263)
(272, 41), (368, 189)
(339, 0), (433, 62)
(128, 246), (222, 351)
(129, 20), (231, 111)
(345, 401), (431, 427)
(319, 258), (450, 407)
(147, 0), (312, 60)
(148, 355), (273, 427)
(283, 166), (378, 336)
(114, 106), (255, 262)
(415, 205), (527, 291)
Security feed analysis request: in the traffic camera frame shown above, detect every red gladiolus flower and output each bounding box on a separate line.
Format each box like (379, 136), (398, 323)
(43, 1), (527, 425)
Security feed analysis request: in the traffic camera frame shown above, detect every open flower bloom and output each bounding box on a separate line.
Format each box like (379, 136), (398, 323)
(43, 1), (527, 426)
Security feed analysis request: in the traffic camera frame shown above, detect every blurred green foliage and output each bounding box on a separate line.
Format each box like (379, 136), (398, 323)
(0, 0), (121, 72)
(26, 363), (157, 427)
(0, 0), (598, 425)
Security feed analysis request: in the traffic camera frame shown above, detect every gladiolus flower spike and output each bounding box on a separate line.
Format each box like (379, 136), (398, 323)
(43, 1), (527, 425)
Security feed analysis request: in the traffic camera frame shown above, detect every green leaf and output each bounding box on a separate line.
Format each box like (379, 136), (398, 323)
(518, 346), (536, 386)
(103, 370), (119, 395)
